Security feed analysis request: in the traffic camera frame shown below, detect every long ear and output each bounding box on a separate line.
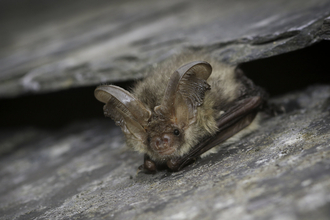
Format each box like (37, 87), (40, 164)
(154, 61), (212, 127)
(94, 85), (151, 142)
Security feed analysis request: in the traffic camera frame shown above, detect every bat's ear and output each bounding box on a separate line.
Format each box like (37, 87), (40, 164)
(95, 85), (151, 143)
(155, 61), (212, 127)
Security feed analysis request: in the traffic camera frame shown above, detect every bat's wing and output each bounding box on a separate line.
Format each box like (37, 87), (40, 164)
(167, 96), (264, 171)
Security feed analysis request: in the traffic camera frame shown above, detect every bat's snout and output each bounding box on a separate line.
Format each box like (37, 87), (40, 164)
(151, 134), (176, 155)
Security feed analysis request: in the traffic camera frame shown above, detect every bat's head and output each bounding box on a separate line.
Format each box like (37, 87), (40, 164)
(146, 113), (185, 158)
(94, 61), (212, 160)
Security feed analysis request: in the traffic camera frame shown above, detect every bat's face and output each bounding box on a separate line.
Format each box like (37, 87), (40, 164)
(146, 115), (185, 158)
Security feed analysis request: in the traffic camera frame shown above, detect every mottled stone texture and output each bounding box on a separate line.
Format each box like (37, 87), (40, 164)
(1, 85), (330, 220)
(1, 0), (330, 219)
(0, 0), (330, 98)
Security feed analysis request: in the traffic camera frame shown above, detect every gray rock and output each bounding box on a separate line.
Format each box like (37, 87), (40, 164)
(1, 85), (330, 220)
(1, 0), (330, 219)
(0, 0), (330, 98)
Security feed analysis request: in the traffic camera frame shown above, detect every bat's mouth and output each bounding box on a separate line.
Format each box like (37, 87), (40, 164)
(155, 147), (176, 156)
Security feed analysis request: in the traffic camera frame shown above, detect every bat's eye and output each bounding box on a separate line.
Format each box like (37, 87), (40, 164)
(173, 129), (180, 136)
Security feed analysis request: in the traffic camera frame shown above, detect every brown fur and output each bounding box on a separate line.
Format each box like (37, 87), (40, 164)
(128, 54), (251, 161)
(96, 52), (265, 164)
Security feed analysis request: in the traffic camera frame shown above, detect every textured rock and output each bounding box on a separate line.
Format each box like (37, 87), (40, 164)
(1, 0), (330, 219)
(0, 0), (330, 98)
(1, 85), (330, 220)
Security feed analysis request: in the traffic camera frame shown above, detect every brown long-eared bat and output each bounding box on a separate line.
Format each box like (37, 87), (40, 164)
(94, 54), (268, 172)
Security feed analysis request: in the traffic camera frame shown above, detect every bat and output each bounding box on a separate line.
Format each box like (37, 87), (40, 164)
(94, 54), (268, 173)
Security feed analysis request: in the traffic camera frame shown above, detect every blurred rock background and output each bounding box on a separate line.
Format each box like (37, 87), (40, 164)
(0, 0), (330, 219)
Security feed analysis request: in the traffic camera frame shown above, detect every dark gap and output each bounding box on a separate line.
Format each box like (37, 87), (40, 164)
(241, 40), (330, 97)
(0, 40), (329, 129)
(0, 81), (136, 129)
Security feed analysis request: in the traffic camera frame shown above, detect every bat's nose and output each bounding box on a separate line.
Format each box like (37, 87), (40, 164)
(154, 135), (169, 149)
(152, 134), (174, 154)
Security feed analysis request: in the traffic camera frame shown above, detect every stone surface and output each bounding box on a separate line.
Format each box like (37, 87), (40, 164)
(1, 85), (330, 220)
(1, 0), (330, 98)
(1, 0), (330, 219)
